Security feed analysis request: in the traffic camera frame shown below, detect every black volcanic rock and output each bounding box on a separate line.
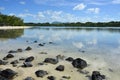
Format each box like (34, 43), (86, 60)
(25, 46), (32, 51)
(35, 70), (48, 77)
(17, 48), (23, 52)
(22, 62), (33, 67)
(92, 71), (106, 80)
(66, 57), (74, 62)
(25, 56), (34, 62)
(24, 77), (34, 80)
(6, 54), (14, 58)
(47, 76), (55, 80)
(55, 65), (64, 71)
(8, 50), (17, 53)
(72, 58), (87, 69)
(0, 69), (17, 79)
(10, 60), (19, 64)
(44, 58), (58, 64)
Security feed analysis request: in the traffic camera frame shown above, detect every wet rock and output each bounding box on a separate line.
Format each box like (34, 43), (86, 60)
(77, 70), (89, 74)
(72, 58), (87, 69)
(44, 58), (58, 64)
(92, 71), (105, 80)
(25, 56), (34, 62)
(65, 57), (74, 62)
(38, 43), (44, 46)
(24, 77), (34, 80)
(22, 62), (33, 67)
(19, 57), (26, 61)
(34, 40), (37, 43)
(25, 46), (32, 51)
(40, 52), (47, 54)
(62, 76), (71, 79)
(0, 60), (8, 65)
(12, 64), (17, 67)
(0, 76), (8, 80)
(0, 69), (17, 79)
(8, 50), (17, 53)
(47, 76), (55, 80)
(17, 49), (22, 52)
(35, 70), (48, 77)
(10, 60), (19, 65)
(49, 42), (53, 44)
(6, 54), (14, 58)
(55, 65), (64, 71)
(38, 62), (44, 65)
(3, 57), (8, 60)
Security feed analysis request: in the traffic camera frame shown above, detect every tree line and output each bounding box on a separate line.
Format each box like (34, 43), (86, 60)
(25, 21), (120, 27)
(0, 12), (120, 27)
(0, 13), (24, 26)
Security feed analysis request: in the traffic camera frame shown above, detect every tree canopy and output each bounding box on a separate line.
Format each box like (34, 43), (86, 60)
(0, 13), (24, 26)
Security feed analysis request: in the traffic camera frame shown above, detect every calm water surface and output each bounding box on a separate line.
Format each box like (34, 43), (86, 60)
(0, 26), (120, 79)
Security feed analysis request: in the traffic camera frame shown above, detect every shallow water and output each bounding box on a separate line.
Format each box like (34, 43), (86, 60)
(0, 26), (120, 80)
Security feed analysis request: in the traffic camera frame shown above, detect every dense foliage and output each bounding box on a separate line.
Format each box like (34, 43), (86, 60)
(25, 21), (120, 27)
(0, 13), (24, 26)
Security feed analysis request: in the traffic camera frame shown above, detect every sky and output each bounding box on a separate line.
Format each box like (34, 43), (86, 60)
(0, 0), (120, 23)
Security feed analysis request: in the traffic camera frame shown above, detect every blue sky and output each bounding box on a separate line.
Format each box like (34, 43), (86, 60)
(0, 0), (120, 23)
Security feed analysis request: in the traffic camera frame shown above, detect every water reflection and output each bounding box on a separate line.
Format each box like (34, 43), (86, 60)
(34, 26), (120, 33)
(0, 29), (24, 40)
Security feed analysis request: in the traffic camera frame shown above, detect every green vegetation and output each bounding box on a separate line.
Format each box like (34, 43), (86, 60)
(0, 12), (120, 27)
(25, 21), (120, 27)
(0, 13), (24, 26)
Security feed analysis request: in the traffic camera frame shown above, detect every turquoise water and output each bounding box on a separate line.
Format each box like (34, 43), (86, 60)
(0, 27), (120, 79)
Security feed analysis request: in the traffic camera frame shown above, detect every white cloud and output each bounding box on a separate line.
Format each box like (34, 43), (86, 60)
(0, 7), (5, 10)
(37, 12), (45, 18)
(73, 3), (86, 10)
(19, 1), (26, 5)
(87, 8), (100, 14)
(18, 13), (35, 18)
(112, 0), (120, 4)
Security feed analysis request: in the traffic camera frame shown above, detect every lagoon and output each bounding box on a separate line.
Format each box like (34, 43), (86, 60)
(0, 26), (120, 80)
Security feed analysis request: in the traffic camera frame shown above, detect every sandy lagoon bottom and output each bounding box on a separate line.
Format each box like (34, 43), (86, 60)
(0, 41), (120, 80)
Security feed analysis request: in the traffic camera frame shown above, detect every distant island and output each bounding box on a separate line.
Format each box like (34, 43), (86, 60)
(0, 13), (120, 27)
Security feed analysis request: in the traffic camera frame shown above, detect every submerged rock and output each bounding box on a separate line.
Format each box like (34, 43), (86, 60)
(44, 58), (58, 64)
(10, 60), (19, 64)
(40, 52), (47, 54)
(25, 46), (32, 51)
(47, 76), (55, 80)
(65, 57), (74, 62)
(35, 70), (48, 77)
(72, 58), (87, 69)
(0, 60), (8, 65)
(92, 71), (105, 80)
(62, 76), (71, 79)
(55, 65), (64, 71)
(34, 40), (37, 43)
(8, 50), (17, 53)
(22, 62), (33, 67)
(0, 69), (17, 79)
(25, 56), (34, 62)
(17, 48), (22, 52)
(6, 54), (14, 58)
(38, 43), (44, 46)
(24, 77), (34, 80)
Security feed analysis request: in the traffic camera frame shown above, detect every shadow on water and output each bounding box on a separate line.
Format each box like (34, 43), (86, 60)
(0, 29), (24, 40)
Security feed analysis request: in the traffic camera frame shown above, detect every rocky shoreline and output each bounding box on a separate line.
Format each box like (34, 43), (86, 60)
(0, 41), (107, 80)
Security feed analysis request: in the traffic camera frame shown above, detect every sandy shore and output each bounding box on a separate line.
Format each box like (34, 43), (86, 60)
(0, 26), (32, 29)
